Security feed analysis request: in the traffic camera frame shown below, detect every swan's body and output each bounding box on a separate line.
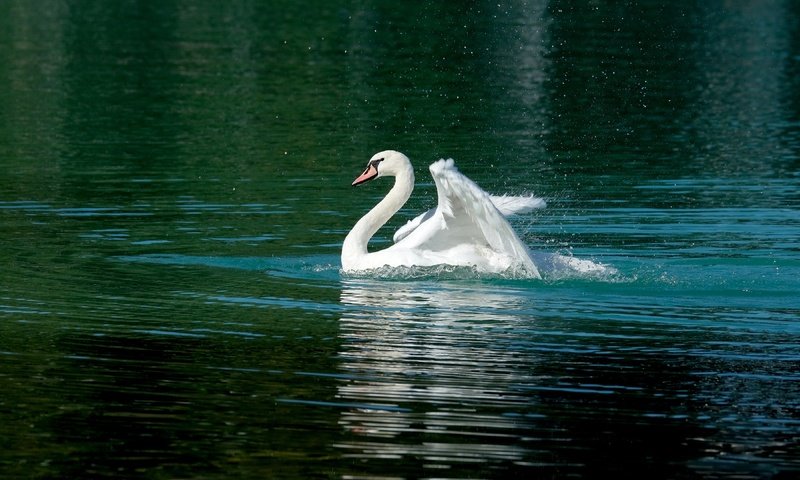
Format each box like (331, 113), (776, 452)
(341, 150), (544, 277)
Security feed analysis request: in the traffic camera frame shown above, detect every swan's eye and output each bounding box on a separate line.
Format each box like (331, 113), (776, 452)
(369, 158), (384, 168)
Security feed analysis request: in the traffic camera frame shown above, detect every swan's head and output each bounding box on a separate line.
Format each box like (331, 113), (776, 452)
(352, 150), (411, 186)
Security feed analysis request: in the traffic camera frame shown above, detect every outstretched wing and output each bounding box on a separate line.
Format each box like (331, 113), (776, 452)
(395, 159), (540, 277)
(393, 192), (545, 243)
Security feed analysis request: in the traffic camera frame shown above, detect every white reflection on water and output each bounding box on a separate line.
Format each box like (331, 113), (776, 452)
(335, 279), (554, 469)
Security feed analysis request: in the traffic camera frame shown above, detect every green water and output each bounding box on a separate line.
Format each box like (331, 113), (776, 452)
(1, 1), (799, 478)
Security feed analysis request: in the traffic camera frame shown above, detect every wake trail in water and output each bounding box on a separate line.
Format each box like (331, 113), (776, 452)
(115, 251), (629, 284)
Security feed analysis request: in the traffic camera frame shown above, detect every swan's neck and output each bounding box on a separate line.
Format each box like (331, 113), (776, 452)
(342, 166), (414, 268)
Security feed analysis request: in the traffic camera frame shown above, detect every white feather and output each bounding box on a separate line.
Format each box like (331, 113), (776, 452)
(393, 193), (545, 243)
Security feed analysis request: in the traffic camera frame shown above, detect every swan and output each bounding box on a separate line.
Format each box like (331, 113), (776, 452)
(341, 150), (545, 277)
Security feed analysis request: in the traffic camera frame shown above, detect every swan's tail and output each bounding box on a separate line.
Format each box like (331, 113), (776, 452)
(490, 194), (546, 216)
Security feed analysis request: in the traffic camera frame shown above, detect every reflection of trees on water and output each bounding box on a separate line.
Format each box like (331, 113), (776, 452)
(544, 0), (800, 192)
(43, 334), (210, 479)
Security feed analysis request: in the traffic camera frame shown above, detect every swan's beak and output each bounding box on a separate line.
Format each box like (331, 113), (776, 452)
(352, 164), (379, 186)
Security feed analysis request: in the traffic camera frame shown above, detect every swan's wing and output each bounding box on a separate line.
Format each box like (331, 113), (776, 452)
(398, 159), (540, 277)
(392, 194), (545, 243)
(393, 208), (435, 243)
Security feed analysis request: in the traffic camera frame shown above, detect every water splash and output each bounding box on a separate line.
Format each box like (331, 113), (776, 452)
(339, 250), (623, 283)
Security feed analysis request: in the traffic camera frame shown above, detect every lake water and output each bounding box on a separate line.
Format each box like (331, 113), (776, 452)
(1, 1), (799, 478)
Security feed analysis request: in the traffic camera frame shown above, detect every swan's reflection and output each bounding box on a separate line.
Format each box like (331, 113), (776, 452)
(336, 279), (545, 470)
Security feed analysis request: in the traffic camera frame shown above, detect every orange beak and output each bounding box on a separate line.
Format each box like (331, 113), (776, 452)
(352, 164), (379, 186)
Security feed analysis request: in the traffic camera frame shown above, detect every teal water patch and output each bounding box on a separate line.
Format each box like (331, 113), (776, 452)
(114, 253), (342, 282)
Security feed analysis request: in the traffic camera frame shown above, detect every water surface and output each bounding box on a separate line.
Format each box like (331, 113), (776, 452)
(1, 1), (799, 478)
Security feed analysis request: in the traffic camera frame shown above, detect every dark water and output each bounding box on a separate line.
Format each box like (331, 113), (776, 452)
(1, 1), (799, 478)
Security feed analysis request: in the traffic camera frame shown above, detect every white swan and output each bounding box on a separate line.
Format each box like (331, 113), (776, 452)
(341, 150), (545, 277)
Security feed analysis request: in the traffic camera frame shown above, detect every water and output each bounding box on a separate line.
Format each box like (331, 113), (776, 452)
(1, 1), (799, 478)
